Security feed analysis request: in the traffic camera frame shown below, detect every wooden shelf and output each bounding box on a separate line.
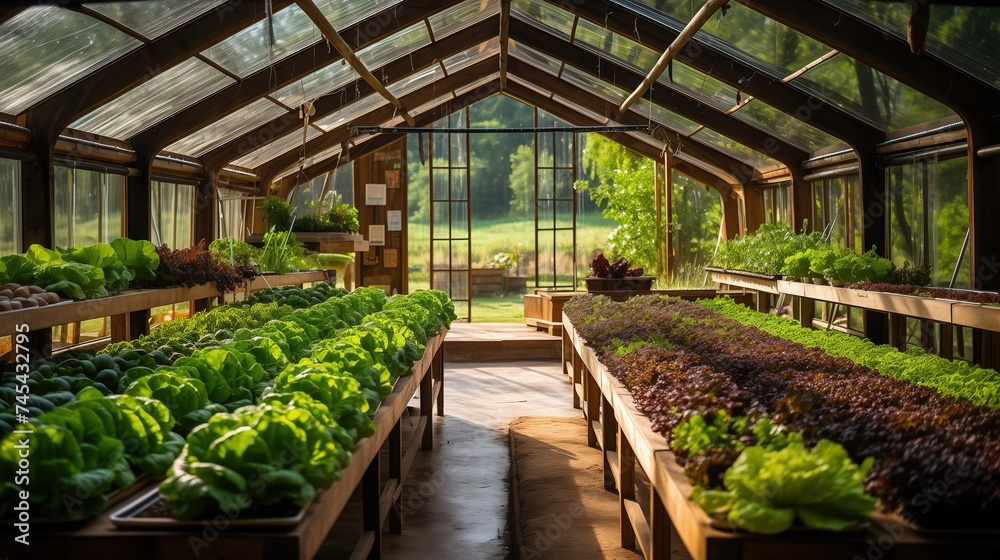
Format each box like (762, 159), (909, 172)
(247, 232), (369, 253)
(712, 271), (997, 333)
(0, 270), (327, 338)
(16, 329), (447, 560)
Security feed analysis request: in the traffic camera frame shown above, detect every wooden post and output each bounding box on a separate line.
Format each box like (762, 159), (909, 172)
(618, 425), (636, 549)
(388, 420), (402, 534)
(362, 452), (382, 560)
(664, 149), (674, 282)
(602, 394), (617, 492)
(420, 361), (433, 450)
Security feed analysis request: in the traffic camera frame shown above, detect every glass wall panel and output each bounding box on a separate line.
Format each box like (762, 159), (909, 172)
(200, 3), (318, 78)
(151, 181), (194, 249)
(429, 0), (500, 39)
(762, 184), (792, 226)
(812, 174), (861, 250)
(53, 167), (125, 250)
(887, 154), (970, 287)
(672, 173), (723, 287)
(0, 159), (20, 255)
(511, 0), (575, 38)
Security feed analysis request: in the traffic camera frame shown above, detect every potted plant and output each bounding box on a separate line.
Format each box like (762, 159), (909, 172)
(486, 246), (527, 295)
(586, 253), (653, 291)
(806, 248), (837, 285)
(782, 251), (811, 282)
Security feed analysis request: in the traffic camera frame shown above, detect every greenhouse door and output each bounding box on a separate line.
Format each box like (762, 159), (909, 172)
(534, 112), (576, 289)
(429, 111), (472, 321)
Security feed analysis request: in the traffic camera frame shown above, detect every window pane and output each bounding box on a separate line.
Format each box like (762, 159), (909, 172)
(657, 60), (737, 111)
(442, 39), (500, 74)
(634, 98), (701, 136)
(574, 17), (659, 73)
(0, 8), (140, 114)
(355, 22), (430, 69)
(0, 159), (20, 255)
(312, 94), (388, 132)
(511, 0), (575, 39)
(561, 64), (628, 104)
(430, 0), (500, 39)
(200, 3), (319, 78)
(822, 0), (1000, 90)
(230, 124), (323, 168)
(165, 98), (288, 157)
(508, 41), (562, 75)
(691, 127), (781, 168)
(731, 99), (839, 152)
(793, 53), (954, 131)
(87, 0), (226, 40)
(70, 58), (235, 139)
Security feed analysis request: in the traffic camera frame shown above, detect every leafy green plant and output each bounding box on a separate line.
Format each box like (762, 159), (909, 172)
(781, 251), (811, 279)
(111, 238), (159, 283)
(62, 242), (133, 294)
(209, 237), (262, 268)
(260, 195), (360, 234)
(260, 228), (305, 274)
(806, 247), (838, 279)
(0, 255), (37, 285)
(260, 195), (293, 232)
(692, 439), (876, 534)
(27, 244), (107, 300)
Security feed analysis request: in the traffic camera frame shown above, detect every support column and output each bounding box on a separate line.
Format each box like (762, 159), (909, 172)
(857, 148), (889, 345)
(966, 118), (1000, 367)
(664, 149), (674, 281)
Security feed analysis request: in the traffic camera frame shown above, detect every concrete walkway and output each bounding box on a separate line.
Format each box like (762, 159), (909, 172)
(382, 361), (578, 559)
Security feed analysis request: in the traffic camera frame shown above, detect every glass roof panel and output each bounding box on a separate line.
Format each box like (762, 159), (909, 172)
(312, 94), (389, 131)
(552, 95), (607, 124)
(386, 65), (446, 98)
(573, 17), (659, 73)
(70, 58), (235, 139)
(230, 125), (322, 169)
(429, 0), (500, 40)
(0, 7), (141, 115)
(731, 99), (839, 152)
(271, 63), (359, 109)
(443, 39), (500, 74)
(692, 127), (781, 169)
(821, 0), (1000, 90)
(412, 93), (457, 117)
(315, 0), (406, 31)
(454, 74), (499, 98)
(633, 98), (701, 136)
(511, 0), (575, 39)
(616, 0), (828, 77)
(164, 98), (288, 157)
(561, 64), (628, 104)
(508, 40), (562, 75)
(200, 3), (319, 78)
(793, 53), (954, 130)
(87, 1), (226, 40)
(356, 22), (430, 69)
(509, 75), (553, 98)
(656, 61), (737, 112)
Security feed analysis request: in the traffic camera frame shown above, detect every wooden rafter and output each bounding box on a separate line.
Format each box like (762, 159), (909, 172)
(506, 57), (761, 181)
(295, 0), (415, 126)
(617, 0), (728, 120)
(132, 1), (464, 154)
(510, 21), (809, 167)
(499, 0), (511, 90)
(201, 15), (499, 170)
(255, 58), (501, 185)
(567, 0), (882, 145)
(24, 0), (295, 135)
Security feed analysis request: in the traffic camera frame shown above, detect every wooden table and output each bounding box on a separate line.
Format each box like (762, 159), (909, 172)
(4, 330), (447, 560)
(562, 315), (999, 560)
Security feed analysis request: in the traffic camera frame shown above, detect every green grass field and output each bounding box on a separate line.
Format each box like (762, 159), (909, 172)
(406, 214), (615, 321)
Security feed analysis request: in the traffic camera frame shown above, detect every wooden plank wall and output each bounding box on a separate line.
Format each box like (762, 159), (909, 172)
(354, 138), (408, 294)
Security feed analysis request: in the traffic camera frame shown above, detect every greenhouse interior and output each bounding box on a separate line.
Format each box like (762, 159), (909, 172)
(0, 0), (998, 559)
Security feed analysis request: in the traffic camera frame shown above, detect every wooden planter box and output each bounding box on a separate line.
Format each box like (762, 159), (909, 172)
(471, 268), (505, 297)
(585, 275), (654, 292)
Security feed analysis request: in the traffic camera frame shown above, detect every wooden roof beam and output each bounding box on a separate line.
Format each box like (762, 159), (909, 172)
(565, 0), (882, 145)
(499, 0), (511, 90)
(132, 1), (464, 155)
(510, 22), (809, 167)
(201, 15), (498, 170)
(504, 81), (742, 198)
(25, 0), (295, 136)
(255, 59), (501, 186)
(506, 57), (761, 183)
(617, 0), (728, 120)
(295, 0), (415, 126)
